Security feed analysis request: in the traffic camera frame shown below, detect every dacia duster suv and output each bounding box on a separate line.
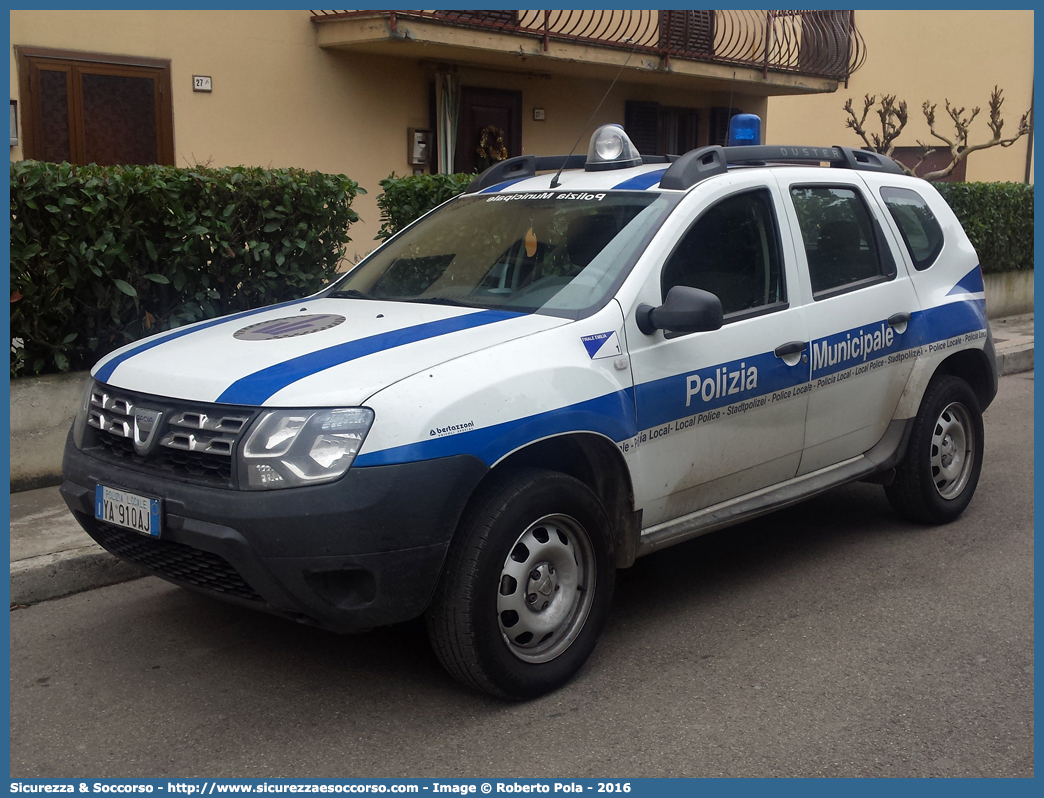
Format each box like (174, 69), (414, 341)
(63, 122), (998, 699)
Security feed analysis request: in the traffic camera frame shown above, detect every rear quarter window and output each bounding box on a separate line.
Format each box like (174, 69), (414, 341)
(789, 185), (894, 298)
(880, 186), (945, 271)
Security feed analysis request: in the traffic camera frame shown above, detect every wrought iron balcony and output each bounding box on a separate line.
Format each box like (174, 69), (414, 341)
(311, 9), (866, 83)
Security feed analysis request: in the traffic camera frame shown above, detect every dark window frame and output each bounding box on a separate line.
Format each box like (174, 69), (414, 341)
(16, 46), (175, 165)
(624, 100), (700, 156)
(879, 186), (945, 271)
(789, 182), (897, 301)
(659, 186), (789, 329)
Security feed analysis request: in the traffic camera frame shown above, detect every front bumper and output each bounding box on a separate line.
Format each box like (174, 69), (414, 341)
(62, 435), (488, 632)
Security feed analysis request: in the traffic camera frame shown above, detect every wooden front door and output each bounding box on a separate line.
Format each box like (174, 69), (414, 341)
(454, 87), (522, 174)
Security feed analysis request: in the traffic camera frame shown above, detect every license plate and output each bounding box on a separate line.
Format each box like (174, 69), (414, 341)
(95, 485), (161, 537)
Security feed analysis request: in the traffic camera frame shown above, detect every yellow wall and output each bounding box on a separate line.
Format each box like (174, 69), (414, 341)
(8, 9), (767, 252)
(767, 10), (1034, 183)
(453, 64), (765, 163)
(10, 10), (429, 253)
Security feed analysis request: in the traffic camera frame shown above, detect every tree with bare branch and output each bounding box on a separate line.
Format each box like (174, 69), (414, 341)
(843, 86), (1031, 181)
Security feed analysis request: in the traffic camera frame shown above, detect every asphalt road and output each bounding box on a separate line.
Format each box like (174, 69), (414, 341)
(11, 372), (1034, 778)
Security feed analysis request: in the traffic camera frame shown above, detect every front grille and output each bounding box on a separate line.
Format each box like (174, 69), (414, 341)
(84, 384), (257, 488)
(93, 523), (265, 603)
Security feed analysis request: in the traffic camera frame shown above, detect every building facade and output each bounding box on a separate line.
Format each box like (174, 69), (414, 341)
(11, 10), (1032, 250)
(767, 9), (1034, 184)
(10, 9), (863, 248)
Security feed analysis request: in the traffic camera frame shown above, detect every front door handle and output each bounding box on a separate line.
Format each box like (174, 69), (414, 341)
(888, 312), (912, 327)
(774, 341), (808, 359)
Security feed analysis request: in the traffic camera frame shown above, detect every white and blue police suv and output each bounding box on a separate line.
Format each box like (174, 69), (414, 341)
(63, 119), (998, 699)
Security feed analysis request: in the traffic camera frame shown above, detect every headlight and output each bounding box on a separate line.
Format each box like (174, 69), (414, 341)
(71, 378), (95, 449)
(239, 407), (374, 490)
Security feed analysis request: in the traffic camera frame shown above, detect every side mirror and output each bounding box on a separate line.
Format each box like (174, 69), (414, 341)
(635, 286), (723, 336)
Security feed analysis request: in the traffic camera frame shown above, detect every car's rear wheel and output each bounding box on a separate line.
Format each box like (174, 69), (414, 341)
(426, 468), (615, 699)
(885, 375), (984, 524)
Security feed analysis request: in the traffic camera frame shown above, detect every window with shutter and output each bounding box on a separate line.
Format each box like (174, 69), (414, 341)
(709, 107), (739, 147)
(658, 11), (715, 56)
(436, 11), (519, 26)
(625, 101), (662, 156)
(16, 47), (174, 166)
(626, 101), (699, 157)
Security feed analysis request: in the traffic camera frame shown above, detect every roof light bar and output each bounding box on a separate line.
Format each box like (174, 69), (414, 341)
(585, 124), (641, 171)
(728, 113), (762, 147)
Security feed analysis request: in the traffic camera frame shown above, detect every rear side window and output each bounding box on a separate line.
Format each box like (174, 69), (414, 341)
(790, 185), (892, 297)
(661, 188), (785, 318)
(880, 186), (945, 270)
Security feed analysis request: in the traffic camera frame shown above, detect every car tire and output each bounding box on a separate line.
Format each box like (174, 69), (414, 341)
(426, 468), (615, 700)
(885, 375), (984, 524)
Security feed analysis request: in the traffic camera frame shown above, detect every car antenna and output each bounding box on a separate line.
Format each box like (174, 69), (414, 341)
(726, 69), (736, 135)
(549, 39), (639, 189)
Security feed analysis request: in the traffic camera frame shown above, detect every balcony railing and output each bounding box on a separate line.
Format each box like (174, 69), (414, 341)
(311, 10), (866, 82)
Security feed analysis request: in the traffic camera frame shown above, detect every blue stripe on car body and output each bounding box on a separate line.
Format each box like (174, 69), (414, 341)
(946, 264), (985, 296)
(216, 309), (523, 405)
(355, 299), (989, 468)
(354, 388), (638, 468)
(94, 299), (301, 384)
(611, 169), (667, 191)
(479, 177), (533, 194)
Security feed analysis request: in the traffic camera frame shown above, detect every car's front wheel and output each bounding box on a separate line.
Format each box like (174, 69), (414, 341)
(885, 374), (985, 524)
(426, 468), (615, 699)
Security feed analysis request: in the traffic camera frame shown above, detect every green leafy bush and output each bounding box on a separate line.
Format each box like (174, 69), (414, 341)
(10, 161), (362, 376)
(934, 182), (1033, 274)
(375, 172), (475, 240)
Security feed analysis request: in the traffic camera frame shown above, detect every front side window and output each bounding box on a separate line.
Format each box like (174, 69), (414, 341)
(661, 188), (785, 318)
(328, 192), (676, 319)
(880, 186), (945, 270)
(790, 185), (891, 297)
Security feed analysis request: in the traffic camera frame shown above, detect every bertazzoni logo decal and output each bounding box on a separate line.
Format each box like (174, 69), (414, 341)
(233, 314), (346, 341)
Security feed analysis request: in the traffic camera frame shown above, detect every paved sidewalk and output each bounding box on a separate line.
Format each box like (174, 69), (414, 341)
(990, 313), (1034, 376)
(10, 488), (144, 605)
(8, 314), (1034, 606)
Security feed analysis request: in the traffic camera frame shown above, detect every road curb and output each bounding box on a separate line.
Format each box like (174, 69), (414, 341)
(11, 546), (145, 606)
(997, 345), (1033, 377)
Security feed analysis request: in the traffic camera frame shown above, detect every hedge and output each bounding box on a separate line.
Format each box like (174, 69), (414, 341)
(933, 182), (1033, 274)
(10, 161), (362, 377)
(375, 172), (475, 240)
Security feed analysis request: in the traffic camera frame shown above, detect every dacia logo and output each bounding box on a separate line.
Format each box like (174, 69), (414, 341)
(133, 407), (163, 455)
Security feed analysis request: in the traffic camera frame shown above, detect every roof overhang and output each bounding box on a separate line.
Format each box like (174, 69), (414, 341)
(314, 14), (841, 97)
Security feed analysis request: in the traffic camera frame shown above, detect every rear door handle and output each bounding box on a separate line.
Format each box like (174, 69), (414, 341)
(774, 341), (808, 358)
(888, 312), (911, 327)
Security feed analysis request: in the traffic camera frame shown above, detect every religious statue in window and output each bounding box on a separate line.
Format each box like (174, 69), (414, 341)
(475, 125), (508, 173)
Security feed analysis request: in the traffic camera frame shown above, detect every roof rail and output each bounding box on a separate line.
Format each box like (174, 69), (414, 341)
(464, 153), (682, 194)
(464, 155), (586, 193)
(659, 145), (904, 191)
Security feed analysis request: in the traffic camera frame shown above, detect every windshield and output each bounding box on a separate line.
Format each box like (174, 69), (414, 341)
(326, 191), (676, 318)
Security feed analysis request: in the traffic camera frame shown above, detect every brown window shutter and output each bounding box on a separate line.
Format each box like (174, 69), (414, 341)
(659, 11), (715, 56)
(625, 101), (662, 156)
(16, 47), (174, 165)
(438, 11), (518, 26)
(709, 107), (737, 147)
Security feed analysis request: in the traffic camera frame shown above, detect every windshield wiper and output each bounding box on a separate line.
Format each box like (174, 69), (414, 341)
(328, 288), (373, 300)
(400, 296), (477, 308)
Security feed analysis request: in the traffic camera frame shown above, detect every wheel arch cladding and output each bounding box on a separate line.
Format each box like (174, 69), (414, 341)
(935, 348), (997, 411)
(462, 433), (639, 569)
